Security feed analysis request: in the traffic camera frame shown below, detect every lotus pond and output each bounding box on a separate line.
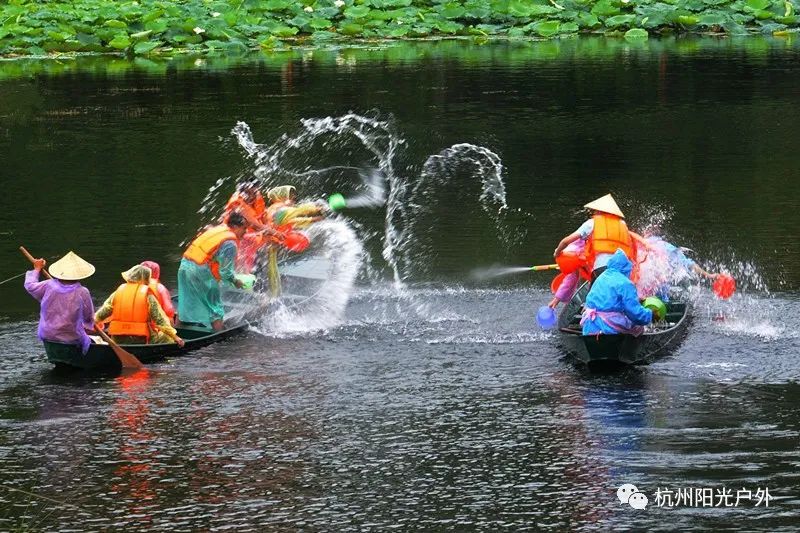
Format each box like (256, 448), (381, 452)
(1, 0), (799, 58)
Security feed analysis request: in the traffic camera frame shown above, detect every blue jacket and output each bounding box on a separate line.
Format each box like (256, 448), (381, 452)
(582, 250), (653, 335)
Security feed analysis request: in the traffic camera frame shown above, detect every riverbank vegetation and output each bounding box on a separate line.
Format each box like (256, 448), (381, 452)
(1, 0), (798, 57)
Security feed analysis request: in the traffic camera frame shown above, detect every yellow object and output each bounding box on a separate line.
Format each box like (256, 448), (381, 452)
(584, 194), (625, 218)
(183, 224), (238, 281)
(267, 185), (296, 202)
(48, 251), (95, 281)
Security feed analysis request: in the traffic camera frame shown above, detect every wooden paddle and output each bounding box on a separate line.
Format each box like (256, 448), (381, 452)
(20, 246), (143, 371)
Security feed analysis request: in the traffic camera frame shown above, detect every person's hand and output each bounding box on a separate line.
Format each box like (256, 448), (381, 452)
(175, 336), (185, 348)
(33, 258), (46, 271)
(234, 279), (245, 289)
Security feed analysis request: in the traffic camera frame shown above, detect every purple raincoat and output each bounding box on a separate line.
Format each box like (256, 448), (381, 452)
(24, 270), (95, 354)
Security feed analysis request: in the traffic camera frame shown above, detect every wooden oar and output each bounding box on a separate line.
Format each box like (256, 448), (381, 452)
(20, 246), (143, 371)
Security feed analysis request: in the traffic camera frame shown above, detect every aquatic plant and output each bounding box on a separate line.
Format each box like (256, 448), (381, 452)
(0, 0), (798, 57)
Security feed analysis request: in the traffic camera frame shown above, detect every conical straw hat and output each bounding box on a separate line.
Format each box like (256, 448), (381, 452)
(48, 251), (95, 281)
(584, 194), (625, 218)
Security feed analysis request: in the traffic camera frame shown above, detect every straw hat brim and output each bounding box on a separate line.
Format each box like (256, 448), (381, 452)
(49, 251), (95, 281)
(584, 194), (625, 218)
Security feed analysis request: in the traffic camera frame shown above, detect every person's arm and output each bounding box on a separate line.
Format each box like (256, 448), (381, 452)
(216, 241), (243, 288)
(80, 288), (97, 332)
(554, 232), (581, 258)
(691, 263), (716, 279)
(630, 231), (653, 251)
(94, 294), (115, 325)
(148, 295), (184, 346)
(24, 269), (48, 302)
(621, 282), (654, 325)
(157, 284), (176, 320)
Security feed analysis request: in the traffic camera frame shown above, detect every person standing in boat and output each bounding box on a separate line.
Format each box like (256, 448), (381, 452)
(553, 194), (648, 283)
(24, 251), (97, 354)
(636, 236), (719, 300)
(95, 265), (184, 346)
(178, 211), (248, 330)
(140, 260), (176, 325)
(581, 250), (655, 336)
(264, 185), (328, 297)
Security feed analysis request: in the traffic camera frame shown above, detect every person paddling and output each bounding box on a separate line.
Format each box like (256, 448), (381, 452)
(581, 249), (656, 336)
(24, 251), (97, 354)
(553, 194), (647, 283)
(95, 265), (184, 346)
(178, 212), (248, 330)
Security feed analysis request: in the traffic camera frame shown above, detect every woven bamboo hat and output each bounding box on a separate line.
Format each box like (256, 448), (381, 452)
(49, 251), (95, 281)
(584, 194), (625, 218)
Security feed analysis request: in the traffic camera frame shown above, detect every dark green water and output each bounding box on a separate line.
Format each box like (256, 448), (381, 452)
(0, 38), (799, 530)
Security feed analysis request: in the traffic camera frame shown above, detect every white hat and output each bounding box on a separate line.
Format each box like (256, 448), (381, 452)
(584, 194), (625, 218)
(48, 251), (95, 281)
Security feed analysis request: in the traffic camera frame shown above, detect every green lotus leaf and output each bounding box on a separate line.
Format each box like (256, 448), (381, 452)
(591, 0), (621, 17)
(339, 22), (365, 35)
(624, 27), (649, 38)
(434, 19), (463, 33)
(104, 20), (128, 30)
(108, 34), (131, 49)
(578, 12), (601, 27)
(532, 20), (561, 36)
(388, 25), (410, 36)
(310, 17), (333, 29)
(745, 0), (771, 9)
(133, 40), (161, 54)
(560, 21), (580, 32)
(439, 3), (467, 18)
(345, 6), (372, 18)
(677, 14), (700, 24)
(605, 14), (637, 26)
(270, 25), (299, 37)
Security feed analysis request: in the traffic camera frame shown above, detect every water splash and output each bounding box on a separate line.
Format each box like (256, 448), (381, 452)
(470, 265), (533, 281)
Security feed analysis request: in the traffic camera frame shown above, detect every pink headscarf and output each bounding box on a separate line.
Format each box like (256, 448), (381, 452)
(140, 260), (160, 280)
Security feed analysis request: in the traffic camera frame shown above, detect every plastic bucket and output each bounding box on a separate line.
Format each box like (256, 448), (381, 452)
(537, 306), (558, 330)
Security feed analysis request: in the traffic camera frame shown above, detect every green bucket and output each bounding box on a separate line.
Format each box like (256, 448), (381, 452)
(328, 193), (347, 212)
(234, 273), (256, 291)
(642, 296), (667, 321)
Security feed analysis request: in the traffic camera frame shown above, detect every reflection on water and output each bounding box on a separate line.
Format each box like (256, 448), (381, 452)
(1, 38), (799, 530)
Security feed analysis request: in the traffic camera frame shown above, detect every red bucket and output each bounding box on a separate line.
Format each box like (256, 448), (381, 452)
(283, 231), (310, 253)
(555, 251), (585, 275)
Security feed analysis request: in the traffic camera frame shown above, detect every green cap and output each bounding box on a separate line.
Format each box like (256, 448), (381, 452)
(642, 296), (667, 321)
(328, 193), (347, 211)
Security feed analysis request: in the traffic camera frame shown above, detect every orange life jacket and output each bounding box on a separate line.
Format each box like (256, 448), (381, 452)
(226, 192), (266, 226)
(183, 224), (238, 281)
(106, 282), (156, 341)
(587, 213), (635, 265)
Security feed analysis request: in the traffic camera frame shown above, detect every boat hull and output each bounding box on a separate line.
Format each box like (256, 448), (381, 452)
(43, 323), (248, 373)
(557, 283), (690, 366)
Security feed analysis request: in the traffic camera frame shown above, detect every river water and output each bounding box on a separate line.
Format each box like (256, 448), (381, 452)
(1, 38), (799, 530)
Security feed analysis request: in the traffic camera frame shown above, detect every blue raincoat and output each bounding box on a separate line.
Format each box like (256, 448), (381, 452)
(581, 250), (653, 335)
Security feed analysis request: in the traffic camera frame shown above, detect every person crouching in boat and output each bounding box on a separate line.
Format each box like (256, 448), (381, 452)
(140, 260), (175, 325)
(264, 185), (328, 297)
(95, 265), (184, 346)
(178, 211), (248, 330)
(24, 251), (98, 354)
(553, 194), (648, 283)
(581, 249), (654, 336)
(636, 236), (719, 301)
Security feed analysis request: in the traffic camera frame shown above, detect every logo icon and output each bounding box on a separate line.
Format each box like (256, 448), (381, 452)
(617, 484), (649, 510)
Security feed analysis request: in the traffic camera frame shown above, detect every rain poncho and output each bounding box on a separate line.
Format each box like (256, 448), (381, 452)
(95, 265), (178, 344)
(636, 237), (697, 300)
(177, 240), (237, 326)
(141, 260), (175, 320)
(265, 185), (323, 297)
(24, 270), (95, 353)
(581, 250), (653, 336)
(553, 239), (586, 303)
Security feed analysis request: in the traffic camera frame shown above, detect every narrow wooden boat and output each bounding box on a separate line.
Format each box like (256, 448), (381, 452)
(43, 323), (248, 373)
(557, 282), (690, 366)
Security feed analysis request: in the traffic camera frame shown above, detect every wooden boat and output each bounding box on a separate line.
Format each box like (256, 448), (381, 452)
(557, 282), (690, 366)
(43, 322), (248, 373)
